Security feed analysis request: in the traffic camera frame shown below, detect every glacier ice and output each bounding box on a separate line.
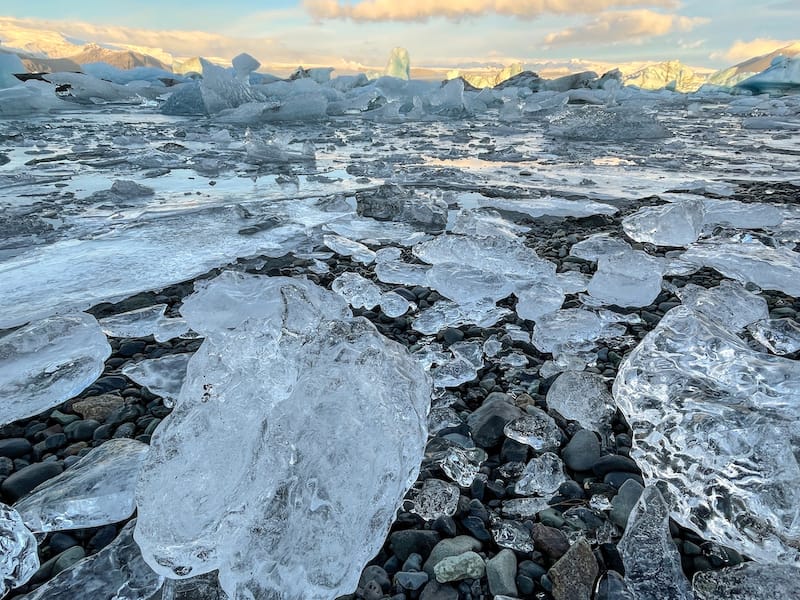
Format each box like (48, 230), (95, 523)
(379, 291), (412, 318)
(14, 439), (149, 533)
(408, 479), (460, 521)
(18, 520), (164, 600)
(134, 274), (431, 599)
(532, 309), (626, 358)
(515, 452), (566, 496)
(545, 371), (615, 433)
(748, 318), (800, 355)
(475, 196), (617, 219)
(737, 56), (800, 94)
(332, 272), (382, 309)
(503, 409), (561, 452)
(676, 280), (768, 330)
(199, 59), (260, 114)
(570, 233), (632, 262)
(586, 249), (664, 308)
(617, 486), (693, 600)
(515, 282), (565, 322)
(121, 354), (192, 408)
(413, 299), (511, 335)
(682, 237), (800, 296)
(622, 199), (705, 247)
(438, 444), (487, 487)
(692, 563), (800, 599)
(548, 107), (670, 141)
(100, 305), (190, 342)
(0, 52), (25, 90)
(375, 261), (430, 287)
(323, 234), (376, 264)
(426, 263), (516, 304)
(0, 313), (111, 426)
(0, 502), (39, 597)
(385, 48), (410, 80)
(614, 306), (800, 562)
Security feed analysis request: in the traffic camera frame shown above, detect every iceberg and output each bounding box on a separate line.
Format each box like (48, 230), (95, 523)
(385, 47), (410, 80)
(0, 52), (25, 89)
(614, 306), (800, 562)
(13, 439), (149, 533)
(737, 56), (800, 94)
(0, 313), (111, 426)
(135, 274), (431, 599)
(121, 354), (192, 407)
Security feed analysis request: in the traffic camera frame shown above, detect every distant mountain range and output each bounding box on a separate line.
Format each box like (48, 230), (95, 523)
(0, 16), (797, 92)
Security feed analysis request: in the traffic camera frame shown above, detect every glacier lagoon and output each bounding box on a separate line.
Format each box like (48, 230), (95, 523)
(0, 56), (800, 599)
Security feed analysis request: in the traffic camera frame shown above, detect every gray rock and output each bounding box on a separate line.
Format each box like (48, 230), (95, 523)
(434, 551), (485, 583)
(2, 462), (63, 502)
(390, 530), (441, 562)
(562, 430), (601, 471)
(71, 395), (125, 422)
(486, 549), (518, 597)
(394, 570), (429, 590)
(0, 439), (32, 459)
(548, 538), (598, 600)
(467, 393), (524, 448)
(609, 479), (644, 528)
(420, 580), (458, 600)
(51, 546), (86, 576)
(423, 535), (482, 577)
(532, 523), (569, 560)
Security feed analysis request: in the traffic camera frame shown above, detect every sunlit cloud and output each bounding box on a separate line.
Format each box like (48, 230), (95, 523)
(302, 0), (678, 22)
(711, 38), (799, 63)
(543, 10), (707, 47)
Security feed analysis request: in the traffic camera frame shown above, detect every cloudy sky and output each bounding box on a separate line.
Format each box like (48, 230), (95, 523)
(1, 0), (797, 69)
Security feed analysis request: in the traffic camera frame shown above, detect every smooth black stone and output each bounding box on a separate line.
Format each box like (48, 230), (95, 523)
(598, 542), (625, 574)
(460, 515), (492, 542)
(500, 438), (529, 463)
(0, 438), (32, 459)
(88, 524), (118, 552)
(592, 455), (641, 476)
(603, 471), (645, 488)
(516, 574), (535, 595)
(432, 516), (457, 538)
(419, 580), (458, 600)
(64, 419), (101, 442)
(467, 499), (489, 522)
(394, 570), (429, 591)
(112, 422), (136, 438)
(531, 523), (569, 561)
(83, 375), (129, 395)
(0, 457), (13, 477)
(469, 478), (485, 501)
(518, 560), (546, 580)
(389, 530), (440, 562)
(562, 430), (601, 471)
(49, 532), (79, 553)
(441, 328), (464, 345)
(359, 565), (391, 592)
(467, 394), (524, 448)
(105, 404), (143, 427)
(117, 340), (147, 357)
(92, 424), (114, 441)
(1, 461), (63, 502)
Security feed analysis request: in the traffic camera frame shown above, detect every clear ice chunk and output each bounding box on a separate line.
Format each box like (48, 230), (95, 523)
(516, 283), (565, 322)
(122, 354), (192, 408)
(19, 520), (164, 600)
(323, 234), (376, 264)
(622, 199), (705, 247)
(449, 341), (484, 370)
(100, 304), (190, 342)
(748, 318), (800, 355)
(570, 234), (631, 262)
(491, 519), (535, 553)
(501, 498), (551, 518)
(408, 479), (460, 521)
(426, 263), (515, 304)
(503, 409), (562, 452)
(515, 452), (567, 496)
(701, 198), (784, 229)
(374, 247), (403, 263)
(545, 371), (615, 433)
(475, 196), (617, 219)
(14, 439), (149, 533)
(677, 280), (768, 330)
(0, 503), (39, 597)
(379, 291), (413, 318)
(134, 274), (431, 599)
(617, 486), (693, 600)
(532, 309), (625, 358)
(439, 445), (487, 487)
(692, 562), (800, 599)
(614, 305), (800, 563)
(432, 357), (478, 389)
(332, 272), (382, 310)
(586, 249), (664, 308)
(413, 300), (512, 335)
(375, 261), (430, 287)
(0, 313), (111, 426)
(682, 237), (800, 296)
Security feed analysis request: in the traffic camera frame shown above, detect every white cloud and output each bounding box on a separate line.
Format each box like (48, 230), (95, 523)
(711, 38), (799, 63)
(302, 0), (678, 22)
(543, 10), (707, 47)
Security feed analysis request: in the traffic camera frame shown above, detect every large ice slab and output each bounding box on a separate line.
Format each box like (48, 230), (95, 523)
(135, 274), (431, 599)
(614, 306), (800, 562)
(693, 563), (800, 599)
(586, 249), (664, 308)
(622, 199), (705, 247)
(0, 503), (39, 597)
(618, 486), (693, 600)
(0, 313), (111, 426)
(474, 196), (617, 219)
(100, 305), (190, 342)
(682, 237), (800, 296)
(532, 309), (626, 358)
(14, 439), (149, 533)
(748, 318), (800, 355)
(676, 280), (768, 330)
(18, 520), (164, 600)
